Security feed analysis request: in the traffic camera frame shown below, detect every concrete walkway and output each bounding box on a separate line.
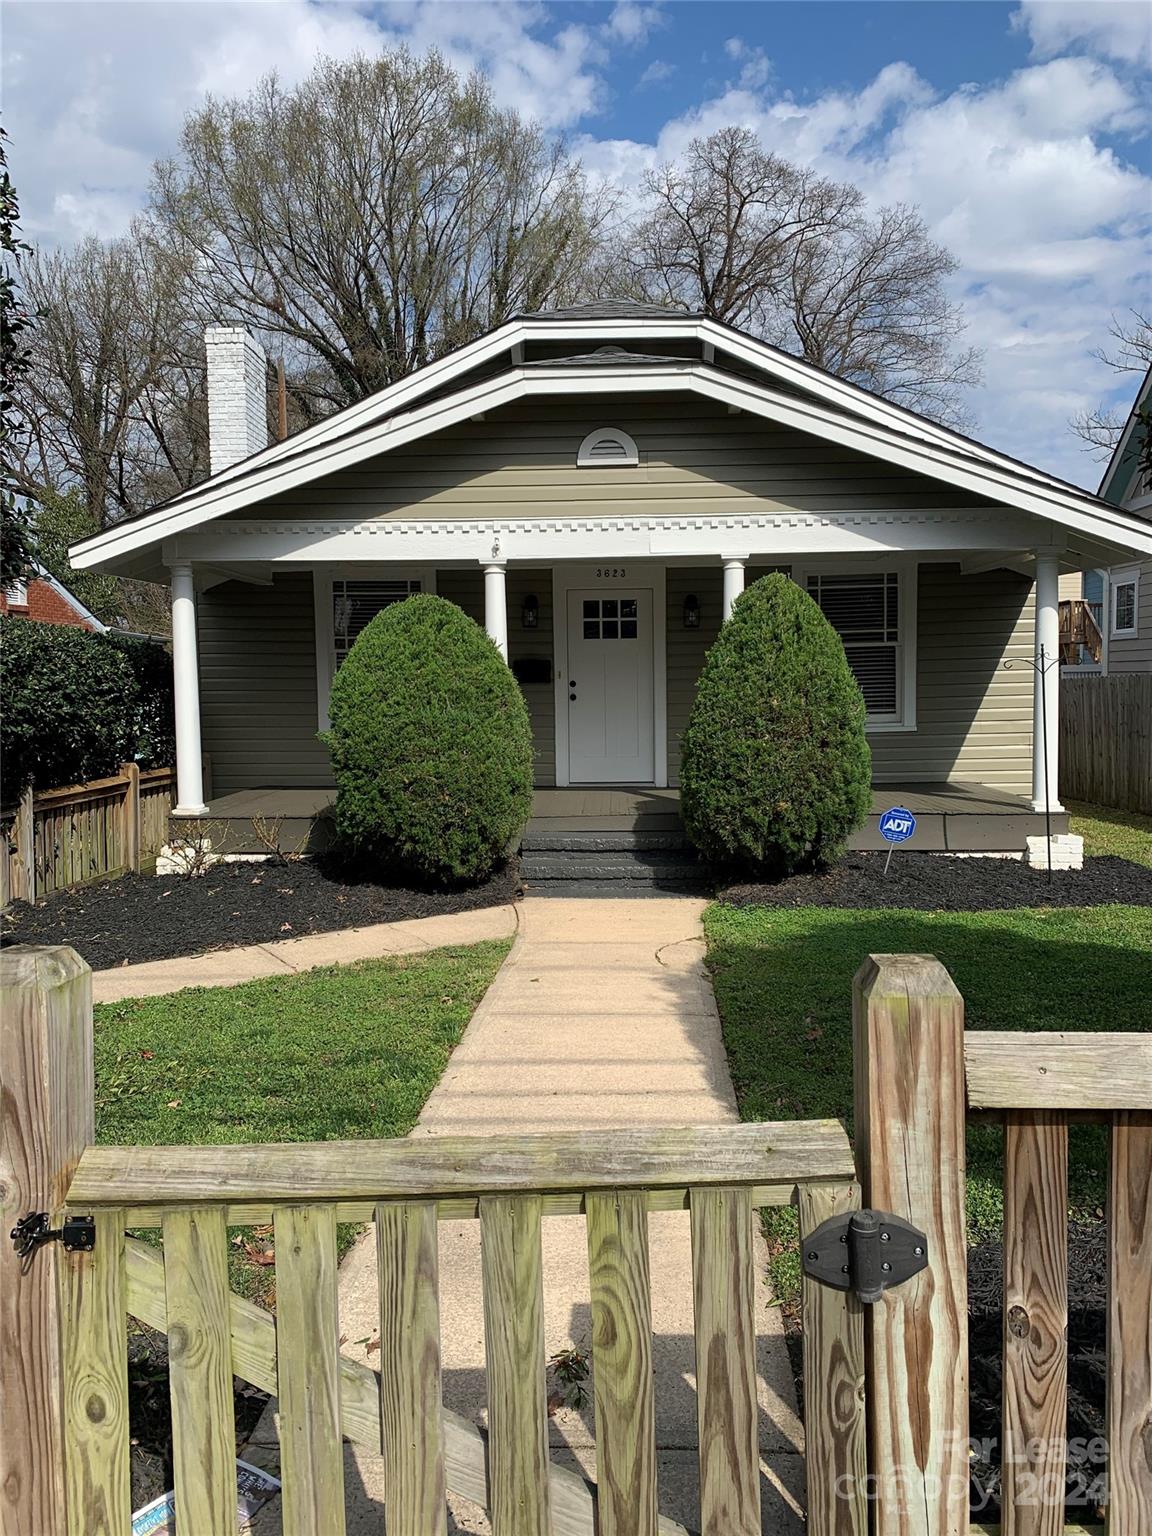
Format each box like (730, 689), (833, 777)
(292, 897), (804, 1533)
(91, 904), (519, 1003)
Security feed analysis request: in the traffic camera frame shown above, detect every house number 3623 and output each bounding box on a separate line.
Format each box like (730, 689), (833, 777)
(595, 567), (626, 578)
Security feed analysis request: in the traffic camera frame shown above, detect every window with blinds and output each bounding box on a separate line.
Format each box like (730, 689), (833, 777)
(333, 578), (421, 664)
(806, 572), (902, 719)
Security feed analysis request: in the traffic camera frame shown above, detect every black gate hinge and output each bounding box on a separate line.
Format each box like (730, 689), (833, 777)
(10, 1212), (96, 1262)
(801, 1209), (928, 1304)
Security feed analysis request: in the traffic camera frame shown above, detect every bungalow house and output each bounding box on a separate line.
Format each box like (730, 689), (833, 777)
(69, 302), (1152, 864)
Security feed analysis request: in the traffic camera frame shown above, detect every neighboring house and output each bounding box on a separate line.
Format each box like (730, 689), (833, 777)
(1061, 365), (1152, 675)
(1, 566), (105, 632)
(70, 305), (1152, 857)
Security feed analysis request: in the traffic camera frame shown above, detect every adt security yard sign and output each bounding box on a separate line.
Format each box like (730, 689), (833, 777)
(878, 807), (917, 843)
(878, 805), (916, 874)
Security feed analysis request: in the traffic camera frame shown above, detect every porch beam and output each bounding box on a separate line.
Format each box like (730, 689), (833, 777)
(484, 562), (508, 660)
(1032, 553), (1064, 814)
(169, 563), (208, 816)
(174, 513), (1044, 567)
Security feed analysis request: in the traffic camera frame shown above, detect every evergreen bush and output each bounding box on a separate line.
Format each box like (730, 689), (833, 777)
(679, 573), (872, 875)
(0, 617), (138, 794)
(325, 594), (533, 885)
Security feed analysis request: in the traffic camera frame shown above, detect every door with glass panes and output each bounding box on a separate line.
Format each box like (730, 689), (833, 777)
(565, 589), (655, 782)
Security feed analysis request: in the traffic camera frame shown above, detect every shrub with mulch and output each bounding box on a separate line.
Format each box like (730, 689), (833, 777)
(720, 850), (1152, 911)
(0, 856), (521, 971)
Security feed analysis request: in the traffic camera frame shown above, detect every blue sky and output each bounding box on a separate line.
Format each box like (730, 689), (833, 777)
(4, 0), (1151, 484)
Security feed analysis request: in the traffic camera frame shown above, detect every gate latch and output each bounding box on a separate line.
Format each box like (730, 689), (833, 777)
(10, 1212), (96, 1262)
(801, 1210), (927, 1304)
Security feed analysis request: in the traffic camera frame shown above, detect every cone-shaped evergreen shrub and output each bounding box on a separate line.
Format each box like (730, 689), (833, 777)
(325, 594), (533, 885)
(679, 573), (872, 875)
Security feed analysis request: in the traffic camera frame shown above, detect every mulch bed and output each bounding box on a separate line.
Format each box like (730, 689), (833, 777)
(0, 856), (521, 972)
(720, 851), (1152, 910)
(968, 1219), (1107, 1523)
(127, 1322), (270, 1513)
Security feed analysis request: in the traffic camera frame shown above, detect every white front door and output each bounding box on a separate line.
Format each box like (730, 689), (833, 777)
(566, 588), (655, 783)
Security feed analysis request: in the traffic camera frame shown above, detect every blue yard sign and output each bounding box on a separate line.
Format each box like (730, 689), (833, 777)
(878, 806), (917, 843)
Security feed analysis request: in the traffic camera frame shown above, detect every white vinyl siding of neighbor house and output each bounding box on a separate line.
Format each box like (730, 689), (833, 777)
(247, 397), (1001, 522)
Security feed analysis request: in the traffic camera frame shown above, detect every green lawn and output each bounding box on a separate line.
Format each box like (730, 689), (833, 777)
(95, 940), (511, 1298)
(1068, 800), (1152, 866)
(704, 903), (1152, 1300)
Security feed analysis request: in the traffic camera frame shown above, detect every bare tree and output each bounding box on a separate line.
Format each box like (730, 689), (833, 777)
(1071, 310), (1152, 459)
(150, 50), (614, 416)
(16, 227), (207, 525)
(631, 127), (981, 426)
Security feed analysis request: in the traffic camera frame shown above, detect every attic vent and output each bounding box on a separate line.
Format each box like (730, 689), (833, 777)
(577, 427), (639, 468)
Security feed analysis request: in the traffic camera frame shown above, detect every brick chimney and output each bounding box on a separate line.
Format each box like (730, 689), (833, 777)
(205, 325), (268, 474)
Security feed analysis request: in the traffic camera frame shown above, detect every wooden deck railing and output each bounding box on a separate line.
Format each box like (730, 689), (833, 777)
(1058, 598), (1104, 665)
(0, 764), (174, 904)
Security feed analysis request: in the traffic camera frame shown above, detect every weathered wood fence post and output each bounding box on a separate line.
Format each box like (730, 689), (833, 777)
(15, 785), (35, 903)
(0, 946), (93, 1536)
(853, 954), (969, 1536)
(120, 762), (141, 875)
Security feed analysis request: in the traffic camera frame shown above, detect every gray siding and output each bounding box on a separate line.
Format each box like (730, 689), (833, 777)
(254, 396), (999, 521)
(666, 567), (723, 786)
(1107, 556), (1152, 674)
(869, 565), (1033, 793)
(198, 573), (333, 794)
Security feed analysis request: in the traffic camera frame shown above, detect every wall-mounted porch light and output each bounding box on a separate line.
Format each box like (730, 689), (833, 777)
(682, 594), (701, 629)
(521, 593), (540, 629)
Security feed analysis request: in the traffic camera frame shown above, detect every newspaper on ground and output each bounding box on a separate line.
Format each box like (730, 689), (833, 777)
(131, 1458), (281, 1534)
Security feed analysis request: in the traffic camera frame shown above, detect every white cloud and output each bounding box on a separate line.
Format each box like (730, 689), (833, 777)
(604, 2), (664, 46)
(638, 59), (676, 88)
(1014, 1), (1152, 68)
(581, 53), (1151, 485)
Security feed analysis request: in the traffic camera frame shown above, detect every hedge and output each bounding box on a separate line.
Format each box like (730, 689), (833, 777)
(0, 618), (174, 796)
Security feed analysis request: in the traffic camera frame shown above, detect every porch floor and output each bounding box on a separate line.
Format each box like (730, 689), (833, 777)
(196, 781), (1068, 855)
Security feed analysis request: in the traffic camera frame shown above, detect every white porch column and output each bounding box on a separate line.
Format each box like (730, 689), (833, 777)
(484, 562), (508, 660)
(169, 563), (208, 815)
(722, 558), (747, 620)
(1032, 553), (1064, 813)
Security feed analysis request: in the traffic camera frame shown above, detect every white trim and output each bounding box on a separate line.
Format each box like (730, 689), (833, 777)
(793, 559), (918, 732)
(71, 360), (1152, 571)
(313, 564), (436, 730)
(1110, 565), (1140, 639)
(576, 427), (639, 467)
(551, 561), (667, 788)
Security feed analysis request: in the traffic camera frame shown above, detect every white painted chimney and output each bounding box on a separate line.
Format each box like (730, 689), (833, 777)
(205, 325), (269, 474)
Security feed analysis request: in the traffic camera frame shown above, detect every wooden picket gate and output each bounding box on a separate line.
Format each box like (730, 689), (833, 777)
(2, 944), (1150, 1536)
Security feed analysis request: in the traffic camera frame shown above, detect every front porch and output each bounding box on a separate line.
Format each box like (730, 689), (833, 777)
(187, 781), (1068, 858)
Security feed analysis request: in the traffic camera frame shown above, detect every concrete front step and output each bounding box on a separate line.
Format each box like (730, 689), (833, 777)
(520, 830), (690, 853)
(520, 849), (709, 886)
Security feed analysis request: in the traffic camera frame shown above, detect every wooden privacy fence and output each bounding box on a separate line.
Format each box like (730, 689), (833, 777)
(2, 944), (1150, 1536)
(0, 764), (174, 904)
(1060, 672), (1152, 814)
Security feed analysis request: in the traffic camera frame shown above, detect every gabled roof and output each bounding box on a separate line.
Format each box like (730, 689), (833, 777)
(70, 305), (1152, 574)
(1098, 365), (1152, 507)
(516, 300), (695, 320)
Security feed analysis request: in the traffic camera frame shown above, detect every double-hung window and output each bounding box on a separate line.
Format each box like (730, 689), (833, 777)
(332, 577), (422, 666)
(806, 571), (906, 725)
(1110, 567), (1139, 640)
